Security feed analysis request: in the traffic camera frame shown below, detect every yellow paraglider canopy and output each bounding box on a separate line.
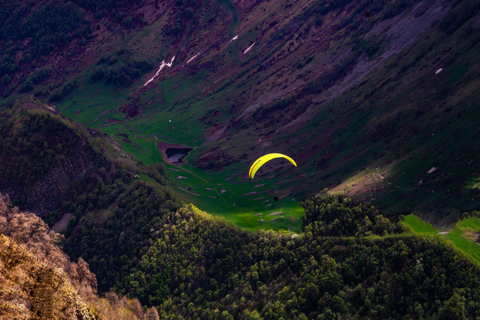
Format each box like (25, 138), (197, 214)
(248, 153), (297, 179)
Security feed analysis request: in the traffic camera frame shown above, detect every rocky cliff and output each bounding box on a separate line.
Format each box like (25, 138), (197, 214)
(0, 99), (103, 216)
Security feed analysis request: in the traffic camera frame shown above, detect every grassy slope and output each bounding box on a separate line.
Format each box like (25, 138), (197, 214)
(2, 0), (480, 230)
(403, 214), (480, 264)
(54, 0), (480, 229)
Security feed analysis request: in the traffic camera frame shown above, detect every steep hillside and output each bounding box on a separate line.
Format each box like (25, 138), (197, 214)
(1, 100), (480, 318)
(114, 196), (480, 319)
(0, 100), (183, 293)
(0, 98), (104, 215)
(0, 193), (159, 320)
(1, 0), (480, 225)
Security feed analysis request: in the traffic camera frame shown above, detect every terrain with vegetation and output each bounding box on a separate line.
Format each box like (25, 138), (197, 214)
(1, 0), (480, 226)
(0, 103), (480, 319)
(1, 0), (480, 319)
(0, 192), (160, 319)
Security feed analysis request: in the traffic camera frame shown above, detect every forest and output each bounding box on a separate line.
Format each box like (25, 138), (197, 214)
(0, 0), (147, 99)
(2, 91), (480, 320)
(113, 198), (480, 319)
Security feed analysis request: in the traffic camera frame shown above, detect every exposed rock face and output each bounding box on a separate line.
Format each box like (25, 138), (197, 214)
(23, 142), (98, 216)
(0, 193), (159, 319)
(0, 193), (102, 320)
(0, 104), (102, 216)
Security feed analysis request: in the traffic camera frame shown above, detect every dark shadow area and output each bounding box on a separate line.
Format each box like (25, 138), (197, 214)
(166, 148), (193, 163)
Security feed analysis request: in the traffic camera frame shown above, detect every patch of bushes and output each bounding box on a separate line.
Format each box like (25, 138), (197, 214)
(49, 80), (78, 102)
(90, 50), (153, 87)
(382, 0), (410, 20)
(27, 67), (53, 85)
(253, 96), (295, 119)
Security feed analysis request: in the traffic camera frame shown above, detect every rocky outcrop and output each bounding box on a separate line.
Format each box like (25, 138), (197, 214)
(0, 140), (99, 217)
(23, 141), (98, 216)
(0, 193), (103, 319)
(0, 193), (159, 320)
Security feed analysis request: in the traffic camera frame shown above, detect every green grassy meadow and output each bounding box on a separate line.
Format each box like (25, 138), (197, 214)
(445, 218), (480, 262)
(91, 129), (305, 232)
(403, 214), (480, 264)
(163, 153), (304, 232)
(402, 214), (439, 235)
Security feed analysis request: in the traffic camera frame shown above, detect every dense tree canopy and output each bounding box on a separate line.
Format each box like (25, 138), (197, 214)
(110, 199), (480, 319)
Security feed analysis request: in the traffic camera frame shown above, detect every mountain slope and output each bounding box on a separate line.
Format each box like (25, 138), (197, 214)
(116, 197), (480, 319)
(0, 193), (160, 320)
(1, 0), (480, 225)
(0, 100), (183, 293)
(1, 96), (480, 319)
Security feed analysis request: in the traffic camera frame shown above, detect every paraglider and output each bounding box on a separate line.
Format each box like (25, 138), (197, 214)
(248, 153), (297, 179)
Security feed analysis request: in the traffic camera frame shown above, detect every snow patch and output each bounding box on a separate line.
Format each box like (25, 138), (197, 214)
(230, 35), (238, 42)
(243, 42), (255, 54)
(46, 104), (57, 112)
(427, 167), (437, 174)
(187, 52), (200, 64)
(435, 68), (443, 74)
(144, 56), (176, 86)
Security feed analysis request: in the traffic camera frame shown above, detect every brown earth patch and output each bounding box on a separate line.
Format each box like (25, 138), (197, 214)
(119, 102), (140, 119)
(328, 164), (393, 203)
(195, 148), (235, 171)
(463, 230), (480, 242)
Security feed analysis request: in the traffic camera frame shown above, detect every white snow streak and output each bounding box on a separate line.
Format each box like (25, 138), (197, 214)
(230, 35), (238, 42)
(243, 42), (255, 54)
(435, 68), (443, 74)
(187, 52), (200, 64)
(144, 56), (176, 86)
(427, 167), (437, 174)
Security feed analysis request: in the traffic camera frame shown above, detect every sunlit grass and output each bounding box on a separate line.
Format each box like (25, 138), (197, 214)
(163, 155), (304, 233)
(403, 215), (480, 264)
(445, 218), (480, 263)
(402, 214), (439, 235)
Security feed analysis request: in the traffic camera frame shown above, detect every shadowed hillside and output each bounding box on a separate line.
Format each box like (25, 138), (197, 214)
(1, 0), (478, 224)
